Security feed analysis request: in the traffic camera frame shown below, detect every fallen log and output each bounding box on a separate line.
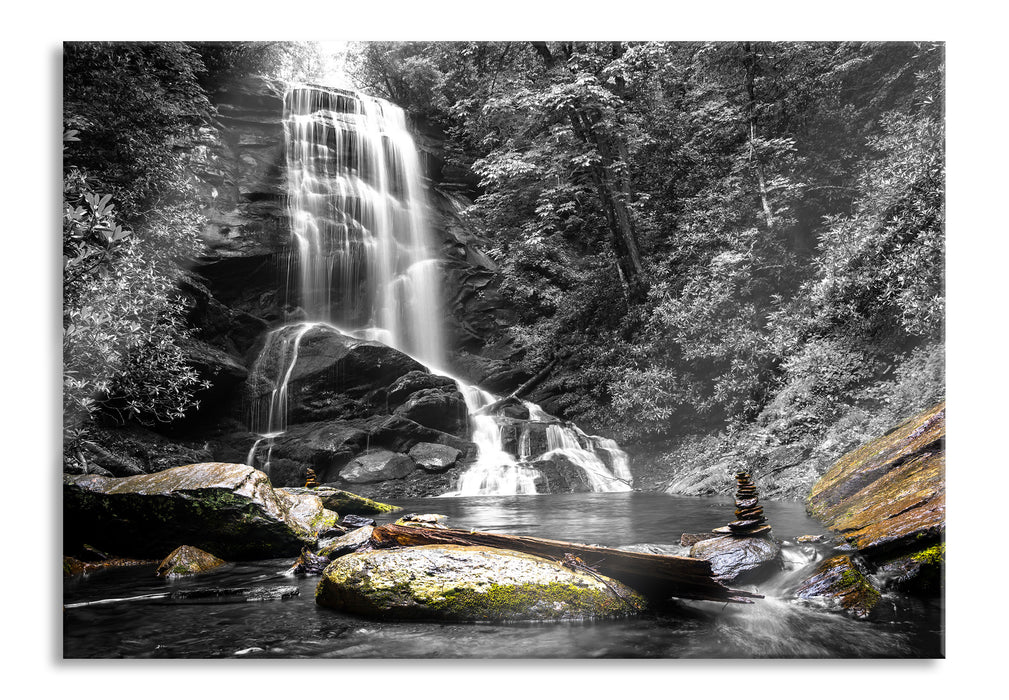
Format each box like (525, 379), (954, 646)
(369, 524), (762, 604)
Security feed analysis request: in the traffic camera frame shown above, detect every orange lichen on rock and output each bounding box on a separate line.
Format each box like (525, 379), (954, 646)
(806, 402), (944, 556)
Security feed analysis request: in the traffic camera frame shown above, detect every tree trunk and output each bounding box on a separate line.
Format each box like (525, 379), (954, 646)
(531, 41), (647, 300)
(370, 523), (762, 604)
(743, 42), (776, 231)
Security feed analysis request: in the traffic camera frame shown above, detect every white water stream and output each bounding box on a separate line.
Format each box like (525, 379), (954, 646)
(247, 83), (632, 496)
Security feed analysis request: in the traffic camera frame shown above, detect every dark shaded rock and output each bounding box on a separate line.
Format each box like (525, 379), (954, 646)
(318, 525), (375, 559)
(689, 534), (782, 584)
(408, 442), (461, 472)
(385, 370), (458, 407)
(77, 425), (215, 476)
(530, 454), (593, 493)
(806, 402), (944, 558)
(315, 545), (647, 622)
(794, 554), (881, 618)
(480, 396), (530, 420)
(156, 545), (227, 578)
(245, 324), (428, 425)
(181, 337), (248, 387)
(875, 543), (944, 595)
(340, 514), (376, 529)
(393, 387), (469, 437)
(63, 463), (336, 560)
(355, 414), (478, 459)
(339, 450), (415, 484)
(289, 547), (330, 576)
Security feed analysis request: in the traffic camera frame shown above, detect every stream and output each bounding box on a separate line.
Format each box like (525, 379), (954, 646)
(62, 493), (942, 658)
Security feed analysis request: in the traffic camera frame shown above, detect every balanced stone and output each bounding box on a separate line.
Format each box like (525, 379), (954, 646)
(713, 471), (769, 536)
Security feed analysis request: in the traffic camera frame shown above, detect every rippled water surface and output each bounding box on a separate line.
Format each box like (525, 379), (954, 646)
(63, 493), (943, 658)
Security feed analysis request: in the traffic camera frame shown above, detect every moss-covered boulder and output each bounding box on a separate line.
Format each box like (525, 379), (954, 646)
(688, 533), (782, 584)
(315, 544), (647, 622)
(156, 545), (227, 577)
(64, 463), (336, 560)
(279, 486), (400, 515)
(794, 554), (881, 618)
(806, 402), (944, 557)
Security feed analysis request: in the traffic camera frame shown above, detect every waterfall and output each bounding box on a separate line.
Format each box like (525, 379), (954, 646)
(247, 82), (633, 495)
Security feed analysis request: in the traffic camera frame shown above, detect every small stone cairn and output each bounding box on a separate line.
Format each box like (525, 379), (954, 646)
(713, 471), (771, 536)
(304, 469), (319, 489)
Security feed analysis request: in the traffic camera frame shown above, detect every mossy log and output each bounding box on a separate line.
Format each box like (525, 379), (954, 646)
(369, 524), (762, 604)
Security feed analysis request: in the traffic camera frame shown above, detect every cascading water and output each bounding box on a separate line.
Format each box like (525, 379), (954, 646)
(246, 82), (633, 496)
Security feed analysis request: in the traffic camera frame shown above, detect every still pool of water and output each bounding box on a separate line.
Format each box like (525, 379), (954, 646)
(62, 493), (943, 658)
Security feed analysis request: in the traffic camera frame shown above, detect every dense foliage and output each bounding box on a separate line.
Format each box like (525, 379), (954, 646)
(61, 41), (316, 454)
(349, 41), (944, 448)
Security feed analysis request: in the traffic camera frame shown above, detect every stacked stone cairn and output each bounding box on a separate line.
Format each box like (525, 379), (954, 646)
(713, 471), (771, 536)
(304, 469), (319, 489)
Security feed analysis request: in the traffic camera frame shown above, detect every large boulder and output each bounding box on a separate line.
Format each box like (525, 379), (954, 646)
(530, 454), (594, 493)
(339, 450), (416, 484)
(393, 387), (469, 437)
(245, 323), (429, 425)
(689, 534), (782, 584)
(385, 370), (458, 407)
(315, 544), (647, 622)
(63, 463), (336, 560)
(806, 402), (944, 558)
(408, 442), (461, 472)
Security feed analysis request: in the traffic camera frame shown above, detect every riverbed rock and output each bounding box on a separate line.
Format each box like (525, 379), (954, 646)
(63, 463), (336, 560)
(339, 450), (416, 484)
(156, 545), (227, 578)
(806, 402), (945, 558)
(289, 547), (331, 576)
(874, 543), (944, 595)
(408, 442), (461, 472)
(315, 544), (647, 622)
(340, 514), (376, 529)
(317, 525), (375, 559)
(793, 554), (881, 618)
(689, 534), (782, 584)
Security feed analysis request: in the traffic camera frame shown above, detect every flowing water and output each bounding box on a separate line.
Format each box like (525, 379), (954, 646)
(245, 83), (633, 495)
(62, 493), (943, 659)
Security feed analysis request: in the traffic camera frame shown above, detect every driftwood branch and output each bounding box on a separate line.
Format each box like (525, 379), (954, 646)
(510, 357), (557, 400)
(370, 524), (762, 604)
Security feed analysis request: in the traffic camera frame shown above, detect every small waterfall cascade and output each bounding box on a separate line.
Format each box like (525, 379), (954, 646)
(245, 82), (633, 496)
